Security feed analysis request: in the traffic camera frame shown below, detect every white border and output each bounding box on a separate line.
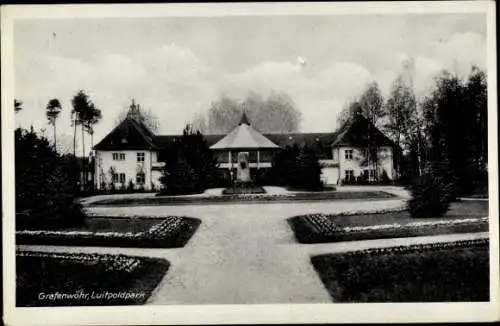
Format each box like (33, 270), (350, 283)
(2, 2), (498, 325)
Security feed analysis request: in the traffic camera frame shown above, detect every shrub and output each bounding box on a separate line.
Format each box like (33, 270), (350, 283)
(127, 179), (135, 192)
(160, 153), (200, 195)
(408, 172), (452, 217)
(289, 147), (323, 191)
(379, 169), (391, 185)
(15, 128), (84, 229)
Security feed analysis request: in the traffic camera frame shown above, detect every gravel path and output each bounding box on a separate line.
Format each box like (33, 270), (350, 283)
(18, 194), (489, 305)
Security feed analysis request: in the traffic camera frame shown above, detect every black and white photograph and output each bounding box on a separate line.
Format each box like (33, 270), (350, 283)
(2, 1), (498, 325)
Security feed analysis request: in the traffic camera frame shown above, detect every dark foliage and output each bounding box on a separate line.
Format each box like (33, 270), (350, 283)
(270, 144), (323, 190)
(311, 239), (489, 302)
(420, 69), (488, 197)
(289, 147), (324, 191)
(17, 252), (170, 306)
(408, 168), (455, 218)
(159, 153), (200, 195)
(159, 125), (219, 195)
(270, 144), (300, 187)
(15, 127), (84, 229)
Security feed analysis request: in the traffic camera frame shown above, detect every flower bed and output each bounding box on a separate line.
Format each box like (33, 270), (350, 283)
(16, 216), (201, 248)
(16, 251), (170, 306)
(91, 191), (395, 206)
(311, 238), (489, 302)
(288, 208), (488, 243)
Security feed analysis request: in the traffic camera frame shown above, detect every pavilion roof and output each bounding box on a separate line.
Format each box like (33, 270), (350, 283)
(209, 118), (280, 150)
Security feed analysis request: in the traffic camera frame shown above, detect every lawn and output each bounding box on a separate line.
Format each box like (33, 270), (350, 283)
(16, 251), (169, 306)
(16, 216), (201, 248)
(90, 191), (394, 206)
(311, 238), (489, 302)
(289, 201), (489, 243)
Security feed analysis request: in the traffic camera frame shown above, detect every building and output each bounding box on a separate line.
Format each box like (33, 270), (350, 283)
(93, 112), (397, 190)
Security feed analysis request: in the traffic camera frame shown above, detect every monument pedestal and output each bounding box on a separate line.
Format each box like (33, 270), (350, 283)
(236, 152), (251, 183)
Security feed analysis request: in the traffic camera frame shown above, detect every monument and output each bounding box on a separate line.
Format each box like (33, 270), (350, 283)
(209, 111), (281, 194)
(237, 152), (251, 182)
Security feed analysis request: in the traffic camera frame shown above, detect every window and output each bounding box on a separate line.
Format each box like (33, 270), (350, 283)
(136, 172), (145, 185)
(112, 152), (126, 161)
(345, 170), (354, 178)
(137, 152), (145, 163)
(112, 173), (119, 182)
(345, 149), (353, 160)
(119, 173), (126, 184)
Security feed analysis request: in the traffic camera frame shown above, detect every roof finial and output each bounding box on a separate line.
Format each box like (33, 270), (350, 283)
(239, 110), (250, 125)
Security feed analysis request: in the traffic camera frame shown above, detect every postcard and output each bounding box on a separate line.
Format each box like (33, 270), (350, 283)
(2, 1), (498, 325)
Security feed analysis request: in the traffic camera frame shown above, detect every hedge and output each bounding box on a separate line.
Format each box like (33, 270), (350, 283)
(311, 238), (489, 302)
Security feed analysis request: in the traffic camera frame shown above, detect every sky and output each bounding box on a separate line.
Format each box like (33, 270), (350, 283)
(14, 13), (487, 153)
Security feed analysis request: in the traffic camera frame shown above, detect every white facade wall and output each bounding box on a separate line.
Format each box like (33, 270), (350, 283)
(95, 150), (163, 191)
(321, 167), (339, 185)
(337, 146), (394, 183)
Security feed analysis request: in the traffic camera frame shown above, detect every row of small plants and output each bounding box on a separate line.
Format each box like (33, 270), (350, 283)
(16, 216), (201, 248)
(288, 210), (488, 243)
(311, 238), (489, 302)
(17, 251), (142, 273)
(17, 250), (170, 306)
(93, 190), (394, 206)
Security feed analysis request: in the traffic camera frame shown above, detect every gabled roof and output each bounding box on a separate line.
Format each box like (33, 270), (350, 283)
(331, 113), (395, 148)
(93, 117), (158, 150)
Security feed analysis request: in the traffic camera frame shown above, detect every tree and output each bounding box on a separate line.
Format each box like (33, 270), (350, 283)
(270, 144), (322, 190)
(336, 99), (361, 127)
(358, 82), (385, 181)
(422, 68), (488, 196)
(15, 127), (84, 229)
(84, 104), (103, 150)
(180, 124), (220, 189)
(245, 91), (301, 133)
(464, 66), (488, 171)
(45, 98), (62, 149)
(206, 95), (242, 134)
(359, 82), (385, 127)
(159, 124), (219, 194)
(14, 99), (23, 113)
(160, 151), (199, 195)
(289, 146), (323, 191)
(421, 70), (467, 199)
(271, 144), (300, 186)
(384, 75), (424, 181)
(201, 91), (301, 134)
(71, 90), (94, 189)
(116, 99), (160, 133)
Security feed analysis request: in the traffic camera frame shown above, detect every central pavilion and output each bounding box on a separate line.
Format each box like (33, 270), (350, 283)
(210, 112), (281, 181)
